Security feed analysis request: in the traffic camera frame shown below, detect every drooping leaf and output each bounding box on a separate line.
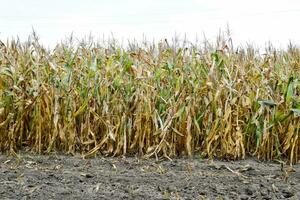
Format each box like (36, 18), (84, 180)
(291, 108), (300, 117)
(258, 99), (277, 107)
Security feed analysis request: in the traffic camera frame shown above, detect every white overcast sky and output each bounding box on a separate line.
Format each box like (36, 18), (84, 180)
(0, 0), (300, 48)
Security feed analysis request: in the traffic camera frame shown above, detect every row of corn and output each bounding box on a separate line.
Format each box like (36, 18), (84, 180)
(0, 35), (299, 163)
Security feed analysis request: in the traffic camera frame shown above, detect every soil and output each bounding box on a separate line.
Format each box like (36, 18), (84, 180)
(0, 154), (299, 200)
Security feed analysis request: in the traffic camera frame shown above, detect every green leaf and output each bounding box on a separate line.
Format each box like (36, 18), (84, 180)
(90, 57), (97, 71)
(284, 76), (294, 103)
(174, 106), (185, 118)
(258, 99), (277, 107)
(255, 117), (264, 148)
(292, 101), (300, 109)
(291, 108), (300, 117)
(73, 100), (88, 117)
(166, 62), (174, 71)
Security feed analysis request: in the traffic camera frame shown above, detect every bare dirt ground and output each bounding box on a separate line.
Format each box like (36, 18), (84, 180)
(0, 154), (299, 200)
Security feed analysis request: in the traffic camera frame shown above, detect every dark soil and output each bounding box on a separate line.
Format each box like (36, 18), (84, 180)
(0, 154), (299, 200)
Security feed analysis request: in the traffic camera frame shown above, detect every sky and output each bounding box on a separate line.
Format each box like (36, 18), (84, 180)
(0, 0), (300, 49)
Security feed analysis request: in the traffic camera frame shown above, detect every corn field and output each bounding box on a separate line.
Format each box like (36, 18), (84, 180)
(0, 35), (299, 163)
